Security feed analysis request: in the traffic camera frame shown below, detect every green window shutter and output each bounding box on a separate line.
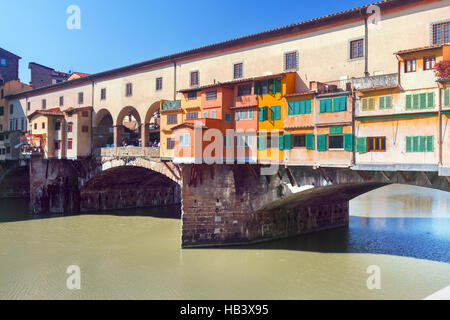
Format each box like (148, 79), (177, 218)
(344, 133), (353, 151)
(426, 136), (434, 152)
(362, 98), (368, 111)
(330, 126), (343, 135)
(294, 101), (300, 115)
(427, 92), (434, 108)
(306, 133), (314, 150)
(305, 100), (312, 114)
(263, 106), (269, 121)
(258, 107), (264, 121)
(284, 134), (292, 150)
(326, 99), (333, 113)
(444, 89), (450, 107)
(356, 137), (367, 153)
(320, 99), (327, 113)
(279, 135), (285, 150)
(386, 96), (393, 109)
(317, 134), (327, 151)
(379, 96), (385, 109)
(419, 136), (426, 152)
(406, 95), (412, 110)
(275, 78), (281, 93)
(406, 136), (412, 152)
(299, 100), (305, 114)
(419, 93), (427, 109)
(369, 98), (374, 110)
(270, 107), (275, 121)
(340, 96), (347, 111)
(413, 94), (419, 109)
(288, 102), (294, 115)
(412, 136), (420, 152)
(274, 106), (281, 120)
(257, 136), (265, 150)
(254, 82), (260, 95)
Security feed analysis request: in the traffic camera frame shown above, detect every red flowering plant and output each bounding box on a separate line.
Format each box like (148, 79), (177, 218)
(435, 60), (450, 79)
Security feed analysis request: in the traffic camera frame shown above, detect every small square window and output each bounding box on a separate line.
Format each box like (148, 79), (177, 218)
(284, 51), (298, 70)
(233, 63), (243, 79)
(424, 57), (436, 70)
(78, 92), (84, 104)
(0, 58), (6, 66)
(100, 88), (106, 100)
(405, 59), (417, 73)
(60, 96), (64, 107)
(190, 71), (199, 87)
(206, 90), (217, 100)
(81, 125), (89, 133)
(350, 39), (364, 59)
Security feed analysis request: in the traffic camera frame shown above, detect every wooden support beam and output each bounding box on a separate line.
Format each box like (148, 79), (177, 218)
(445, 176), (450, 185)
(286, 167), (299, 187)
(399, 171), (411, 183)
(356, 170), (372, 181)
(247, 164), (259, 180)
(163, 161), (181, 181)
(380, 171), (392, 182)
(318, 167), (332, 183)
(421, 171), (432, 186)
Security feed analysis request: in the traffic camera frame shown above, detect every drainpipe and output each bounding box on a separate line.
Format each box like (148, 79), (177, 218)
(438, 85), (442, 166)
(360, 9), (370, 77)
(173, 60), (177, 101)
(91, 81), (94, 156)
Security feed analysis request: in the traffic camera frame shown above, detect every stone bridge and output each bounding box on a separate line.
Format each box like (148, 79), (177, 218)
(28, 148), (449, 247)
(180, 164), (450, 247)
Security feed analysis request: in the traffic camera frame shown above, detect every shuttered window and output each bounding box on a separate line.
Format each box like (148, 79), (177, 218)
(270, 106), (281, 121)
(405, 136), (434, 152)
(257, 136), (265, 150)
(284, 51), (298, 71)
(258, 107), (269, 121)
(379, 96), (393, 109)
(254, 80), (269, 95)
(317, 134), (327, 151)
(306, 133), (314, 150)
(362, 97), (375, 111)
(269, 78), (282, 94)
(320, 96), (347, 113)
(329, 126), (343, 135)
(284, 134), (292, 150)
(344, 133), (353, 151)
(288, 100), (312, 115)
(206, 90), (217, 100)
(367, 137), (386, 152)
(356, 137), (367, 153)
(443, 89), (450, 107)
(406, 92), (435, 110)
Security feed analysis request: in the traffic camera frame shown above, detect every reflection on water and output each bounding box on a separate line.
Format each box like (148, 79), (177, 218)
(0, 184), (449, 300)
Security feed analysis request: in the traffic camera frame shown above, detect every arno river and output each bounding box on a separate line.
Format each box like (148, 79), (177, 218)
(0, 184), (449, 300)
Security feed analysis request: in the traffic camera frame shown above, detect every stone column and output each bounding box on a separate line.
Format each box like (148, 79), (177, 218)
(113, 125), (124, 147)
(141, 123), (149, 148)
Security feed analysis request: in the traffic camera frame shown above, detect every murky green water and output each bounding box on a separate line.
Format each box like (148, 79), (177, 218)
(0, 184), (449, 300)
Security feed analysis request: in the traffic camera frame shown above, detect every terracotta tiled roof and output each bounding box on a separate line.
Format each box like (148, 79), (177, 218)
(28, 110), (64, 119)
(284, 90), (315, 98)
(395, 44), (448, 55)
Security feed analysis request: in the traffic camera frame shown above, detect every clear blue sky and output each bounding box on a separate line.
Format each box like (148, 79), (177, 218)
(0, 0), (371, 84)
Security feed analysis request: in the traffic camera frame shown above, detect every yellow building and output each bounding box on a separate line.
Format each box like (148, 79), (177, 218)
(257, 72), (295, 164)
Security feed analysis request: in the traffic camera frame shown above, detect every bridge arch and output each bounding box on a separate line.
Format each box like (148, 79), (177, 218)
(142, 101), (161, 148)
(80, 165), (181, 212)
(115, 106), (142, 147)
(93, 108), (114, 149)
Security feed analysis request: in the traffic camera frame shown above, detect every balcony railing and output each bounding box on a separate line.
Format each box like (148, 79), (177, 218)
(161, 100), (181, 111)
(351, 73), (398, 90)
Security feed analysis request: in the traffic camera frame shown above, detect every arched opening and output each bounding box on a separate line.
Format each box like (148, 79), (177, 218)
(116, 106), (142, 147)
(80, 166), (181, 212)
(142, 101), (161, 148)
(93, 109), (114, 149)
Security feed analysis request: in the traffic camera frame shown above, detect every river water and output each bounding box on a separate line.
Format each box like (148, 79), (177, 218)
(0, 184), (449, 300)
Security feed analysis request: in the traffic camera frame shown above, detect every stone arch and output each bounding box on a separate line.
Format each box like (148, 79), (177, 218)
(100, 158), (181, 185)
(93, 108), (114, 148)
(80, 165), (181, 212)
(115, 106), (142, 147)
(142, 101), (161, 148)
